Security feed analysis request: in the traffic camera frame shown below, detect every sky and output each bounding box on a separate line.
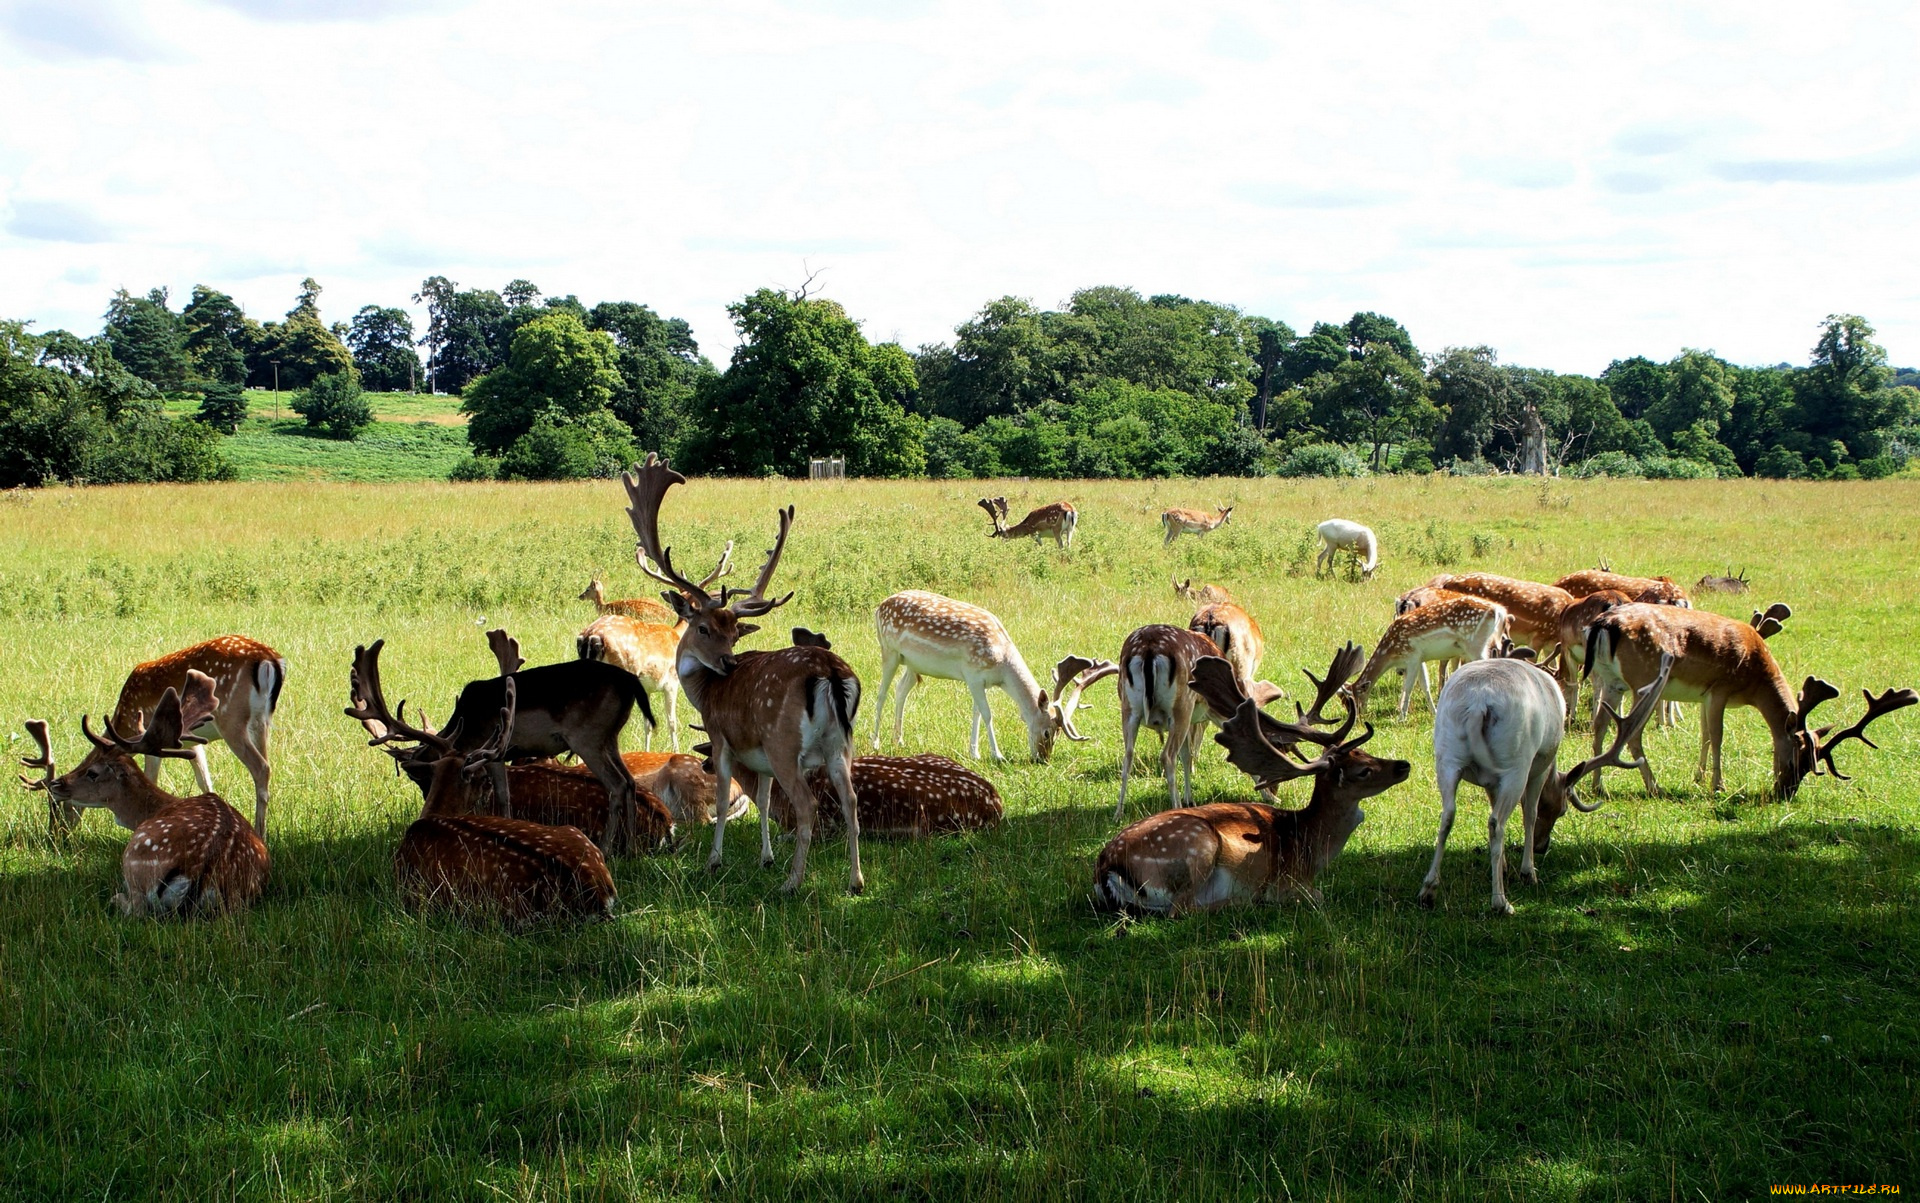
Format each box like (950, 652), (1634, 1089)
(1, 0), (1915, 374)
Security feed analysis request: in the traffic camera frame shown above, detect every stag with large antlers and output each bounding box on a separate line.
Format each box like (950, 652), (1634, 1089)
(1424, 653), (1673, 915)
(104, 635), (285, 839)
(22, 670), (269, 917)
(345, 636), (653, 856)
(1092, 656), (1410, 915)
(383, 680), (617, 923)
(623, 453), (868, 893)
(872, 589), (1113, 762)
(1583, 604), (1915, 798)
(978, 496), (1078, 549)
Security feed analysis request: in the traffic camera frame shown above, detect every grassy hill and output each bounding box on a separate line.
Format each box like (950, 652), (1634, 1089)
(165, 390), (472, 482)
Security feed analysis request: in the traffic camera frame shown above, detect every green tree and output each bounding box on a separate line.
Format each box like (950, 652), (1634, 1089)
(1794, 314), (1911, 461)
(347, 306), (422, 392)
(1246, 316), (1294, 431)
(197, 381), (249, 433)
(685, 287), (925, 478)
(103, 287), (191, 391)
(293, 371), (372, 439)
(253, 279), (355, 389)
(926, 296), (1062, 426)
(180, 285), (257, 386)
(498, 411), (637, 480)
(1278, 322), (1349, 389)
(1646, 349), (1734, 444)
(1304, 343), (1439, 469)
(1345, 311), (1418, 362)
(1599, 356), (1667, 421)
(1428, 346), (1511, 463)
(462, 311), (624, 456)
(587, 300), (715, 457)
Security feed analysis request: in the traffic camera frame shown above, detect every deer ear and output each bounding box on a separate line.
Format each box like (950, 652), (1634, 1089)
(735, 622), (760, 638)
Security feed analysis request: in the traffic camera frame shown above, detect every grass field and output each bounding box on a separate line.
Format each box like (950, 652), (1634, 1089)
(2, 476), (1916, 1201)
(163, 391), (473, 482)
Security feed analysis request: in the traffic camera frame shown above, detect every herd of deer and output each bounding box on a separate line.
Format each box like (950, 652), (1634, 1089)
(16, 474), (1915, 925)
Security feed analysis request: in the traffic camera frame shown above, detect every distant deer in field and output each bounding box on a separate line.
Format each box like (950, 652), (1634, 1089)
(765, 754), (1003, 837)
(105, 636), (285, 840)
(1093, 660), (1410, 915)
(1173, 577), (1234, 605)
(978, 497), (1078, 550)
(1696, 567), (1751, 595)
(1315, 519), (1378, 578)
(1161, 505), (1231, 546)
(22, 670), (269, 917)
(579, 579), (679, 626)
(1348, 596), (1508, 717)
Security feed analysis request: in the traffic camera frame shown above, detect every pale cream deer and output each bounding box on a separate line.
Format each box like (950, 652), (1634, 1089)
(1161, 505), (1231, 546)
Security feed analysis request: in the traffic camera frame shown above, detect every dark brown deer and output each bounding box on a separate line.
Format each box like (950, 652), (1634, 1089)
(1092, 657), (1411, 915)
(624, 453), (866, 893)
(22, 670), (269, 917)
(1696, 567), (1751, 595)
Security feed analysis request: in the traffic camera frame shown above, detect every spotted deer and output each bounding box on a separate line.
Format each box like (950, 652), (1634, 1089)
(1113, 624), (1225, 819)
(366, 679), (617, 923)
(578, 578), (680, 625)
(21, 670), (269, 917)
(1161, 505), (1231, 546)
(577, 615), (685, 752)
(104, 636), (285, 840)
(1555, 568), (1690, 607)
(1173, 578), (1234, 605)
(765, 754), (1003, 837)
(1424, 653), (1673, 915)
(625, 453), (868, 893)
(1348, 596), (1508, 717)
(872, 589), (1114, 762)
(1423, 574), (1573, 657)
(1092, 664), (1411, 915)
(1583, 603), (1915, 799)
(1186, 600), (1271, 699)
(978, 496), (1078, 550)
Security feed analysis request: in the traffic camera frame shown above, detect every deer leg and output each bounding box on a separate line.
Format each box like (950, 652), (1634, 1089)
(755, 775), (775, 869)
(488, 760), (514, 820)
(1418, 767), (1462, 907)
(1488, 774), (1525, 916)
(1588, 682), (1622, 798)
(967, 678), (1006, 762)
(1420, 662), (1434, 709)
(664, 679), (681, 754)
(1115, 709), (1142, 821)
(871, 652), (900, 750)
(772, 762), (818, 894)
(1516, 761), (1551, 885)
(577, 744), (637, 856)
(893, 669), (918, 748)
(1700, 693), (1727, 793)
(1631, 712), (1661, 798)
(827, 752), (862, 895)
(708, 745), (735, 873)
(227, 730), (272, 838)
(188, 744), (216, 796)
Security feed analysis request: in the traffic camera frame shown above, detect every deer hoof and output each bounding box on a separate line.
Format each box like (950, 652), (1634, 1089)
(1490, 899), (1515, 917)
(1416, 889), (1437, 909)
(705, 858), (724, 875)
(1518, 868), (1539, 885)
(760, 855), (776, 870)
(848, 878), (865, 896)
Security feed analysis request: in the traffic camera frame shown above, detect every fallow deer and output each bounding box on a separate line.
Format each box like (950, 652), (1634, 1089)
(1424, 653), (1672, 915)
(106, 635), (284, 839)
(579, 551), (734, 625)
(1092, 667), (1411, 915)
(766, 754), (1003, 837)
(1395, 584), (1466, 615)
(1583, 603), (1916, 799)
(978, 496), (1078, 550)
(1423, 573), (1573, 657)
(1348, 596), (1508, 718)
(1751, 602), (1792, 640)
(1187, 601), (1269, 698)
(1555, 568), (1691, 607)
(345, 639), (653, 856)
(624, 453), (868, 894)
(1315, 519), (1378, 578)
(871, 589), (1113, 762)
(1172, 578), (1234, 605)
(1161, 505), (1231, 546)
(1114, 624), (1225, 819)
(369, 679), (617, 924)
(433, 750), (747, 851)
(578, 615), (684, 752)
(22, 670), (269, 917)
(1697, 567), (1751, 595)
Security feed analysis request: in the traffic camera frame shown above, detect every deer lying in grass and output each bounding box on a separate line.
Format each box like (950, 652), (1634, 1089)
(1092, 658), (1410, 915)
(1161, 505), (1231, 546)
(1348, 596), (1508, 717)
(22, 670), (269, 917)
(372, 680), (617, 924)
(1315, 519), (1378, 578)
(1583, 603), (1916, 798)
(764, 754), (1003, 837)
(1173, 578), (1234, 605)
(1697, 567), (1751, 595)
(978, 496), (1078, 549)
(872, 590), (1115, 762)
(1424, 653), (1672, 915)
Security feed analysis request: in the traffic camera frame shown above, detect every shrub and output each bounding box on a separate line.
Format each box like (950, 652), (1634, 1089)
(448, 455), (500, 482)
(1276, 442), (1368, 478)
(1858, 455), (1899, 480)
(1570, 451), (1643, 478)
(499, 412), (636, 481)
(1446, 456), (1498, 477)
(196, 382), (249, 434)
(1639, 455), (1717, 480)
(1754, 444), (1810, 479)
(1196, 425), (1273, 477)
(293, 372), (372, 440)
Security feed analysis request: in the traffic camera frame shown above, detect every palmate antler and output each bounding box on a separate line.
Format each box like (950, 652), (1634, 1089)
(487, 628), (524, 676)
(1212, 690), (1369, 791)
(83, 670), (218, 760)
(723, 506), (795, 617)
(1051, 655), (1119, 741)
(1808, 686), (1919, 780)
(1298, 642), (1364, 727)
(344, 640), (450, 754)
(625, 453), (789, 617)
(1561, 653), (1673, 810)
(18, 719), (80, 839)
(1191, 655), (1358, 755)
(1750, 602), (1792, 640)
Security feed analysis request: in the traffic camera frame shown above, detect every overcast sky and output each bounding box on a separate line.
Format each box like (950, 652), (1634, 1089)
(1, 0), (1914, 374)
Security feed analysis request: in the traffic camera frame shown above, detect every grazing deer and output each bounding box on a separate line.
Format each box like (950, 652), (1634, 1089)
(1424, 653), (1672, 915)
(1697, 567), (1751, 595)
(345, 638), (652, 856)
(1315, 519), (1378, 578)
(1114, 625), (1226, 819)
(978, 496), (1078, 550)
(1161, 505), (1231, 546)
(1395, 584), (1465, 615)
(624, 453), (868, 893)
(107, 636), (285, 840)
(371, 680), (617, 924)
(766, 754), (1003, 837)
(1423, 573), (1573, 657)
(22, 671), (269, 917)
(579, 578), (679, 626)
(1348, 596), (1508, 718)
(1583, 603), (1916, 799)
(1093, 666), (1411, 915)
(871, 589), (1113, 762)
(1172, 577), (1234, 605)
(1555, 568), (1690, 607)
(1186, 601), (1267, 696)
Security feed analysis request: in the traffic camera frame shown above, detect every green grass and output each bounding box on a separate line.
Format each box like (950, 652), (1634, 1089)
(2, 476), (1916, 1201)
(161, 391), (472, 482)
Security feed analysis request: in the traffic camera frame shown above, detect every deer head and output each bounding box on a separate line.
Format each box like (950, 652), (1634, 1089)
(976, 496), (1009, 536)
(345, 640), (454, 791)
(624, 453), (793, 677)
(31, 671), (219, 816)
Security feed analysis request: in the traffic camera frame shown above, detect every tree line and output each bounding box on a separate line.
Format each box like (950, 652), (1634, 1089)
(2, 274), (1914, 488)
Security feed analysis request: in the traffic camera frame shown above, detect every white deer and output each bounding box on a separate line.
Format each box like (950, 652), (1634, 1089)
(1315, 519), (1379, 578)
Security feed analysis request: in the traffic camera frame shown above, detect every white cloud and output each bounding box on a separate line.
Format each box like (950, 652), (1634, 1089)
(0, 0), (1915, 372)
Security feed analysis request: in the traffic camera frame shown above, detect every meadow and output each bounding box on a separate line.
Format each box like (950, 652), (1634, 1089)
(164, 390), (472, 482)
(1, 475), (1916, 1201)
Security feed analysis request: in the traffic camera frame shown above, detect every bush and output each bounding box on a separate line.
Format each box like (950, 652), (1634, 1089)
(293, 372), (372, 439)
(447, 455), (500, 482)
(1570, 451), (1643, 478)
(1639, 455), (1717, 480)
(499, 412), (637, 481)
(1754, 444), (1810, 479)
(1196, 425), (1273, 477)
(1276, 442), (1368, 478)
(1446, 456), (1498, 477)
(1858, 455), (1899, 480)
(81, 413), (233, 484)
(196, 382), (249, 434)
